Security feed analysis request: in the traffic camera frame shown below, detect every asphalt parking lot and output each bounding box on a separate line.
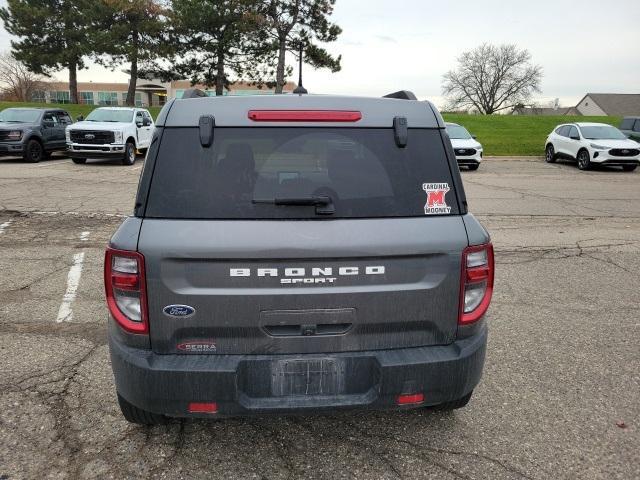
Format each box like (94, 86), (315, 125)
(0, 156), (638, 480)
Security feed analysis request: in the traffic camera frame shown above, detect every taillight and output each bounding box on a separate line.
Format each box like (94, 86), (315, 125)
(460, 243), (494, 325)
(104, 247), (148, 334)
(248, 110), (362, 122)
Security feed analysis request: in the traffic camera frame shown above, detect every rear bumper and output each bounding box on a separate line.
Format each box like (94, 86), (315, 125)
(67, 143), (125, 159)
(109, 324), (487, 418)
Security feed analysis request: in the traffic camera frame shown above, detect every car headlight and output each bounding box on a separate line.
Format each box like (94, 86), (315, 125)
(590, 143), (608, 150)
(114, 131), (123, 143)
(7, 130), (23, 141)
(65, 130), (71, 142)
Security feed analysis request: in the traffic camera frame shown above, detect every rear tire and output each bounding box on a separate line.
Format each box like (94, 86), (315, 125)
(24, 139), (43, 163)
(622, 165), (637, 172)
(545, 144), (556, 163)
(467, 164), (479, 171)
(72, 158), (87, 164)
(122, 141), (136, 166)
(431, 391), (473, 411)
(577, 149), (591, 170)
(117, 393), (168, 425)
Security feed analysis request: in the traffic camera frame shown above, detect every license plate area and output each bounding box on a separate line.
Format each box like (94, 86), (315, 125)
(272, 358), (343, 397)
(238, 357), (379, 399)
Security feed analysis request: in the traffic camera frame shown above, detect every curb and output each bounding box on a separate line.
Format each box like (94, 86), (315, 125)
(483, 156), (544, 161)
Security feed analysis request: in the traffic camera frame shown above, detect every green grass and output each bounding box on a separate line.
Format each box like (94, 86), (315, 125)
(0, 101), (163, 121)
(0, 101), (623, 156)
(442, 114), (622, 156)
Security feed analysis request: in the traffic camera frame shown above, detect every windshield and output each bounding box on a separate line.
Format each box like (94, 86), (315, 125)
(0, 109), (41, 123)
(85, 109), (134, 123)
(146, 128), (459, 219)
(580, 125), (627, 140)
(446, 125), (472, 140)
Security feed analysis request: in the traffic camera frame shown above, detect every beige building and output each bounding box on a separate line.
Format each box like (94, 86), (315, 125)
(34, 79), (296, 106)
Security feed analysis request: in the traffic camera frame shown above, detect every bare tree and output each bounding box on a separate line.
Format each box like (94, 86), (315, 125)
(0, 52), (46, 102)
(442, 44), (543, 114)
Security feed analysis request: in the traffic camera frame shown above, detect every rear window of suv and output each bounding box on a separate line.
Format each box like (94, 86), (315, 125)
(145, 127), (459, 219)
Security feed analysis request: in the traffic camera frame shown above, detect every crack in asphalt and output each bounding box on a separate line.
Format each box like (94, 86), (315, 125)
(343, 419), (534, 480)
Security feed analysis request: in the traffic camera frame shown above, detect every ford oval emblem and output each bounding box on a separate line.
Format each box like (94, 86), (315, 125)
(163, 305), (195, 318)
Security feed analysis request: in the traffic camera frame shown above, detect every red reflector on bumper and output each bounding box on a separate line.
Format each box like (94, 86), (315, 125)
(188, 402), (218, 414)
(396, 393), (425, 405)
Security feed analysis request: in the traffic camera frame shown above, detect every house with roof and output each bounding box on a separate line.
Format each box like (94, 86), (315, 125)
(575, 94), (640, 116)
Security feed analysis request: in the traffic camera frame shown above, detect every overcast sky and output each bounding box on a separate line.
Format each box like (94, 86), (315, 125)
(1, 0), (638, 108)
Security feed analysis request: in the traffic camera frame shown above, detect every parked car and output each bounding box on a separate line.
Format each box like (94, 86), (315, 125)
(545, 122), (639, 171)
(445, 123), (483, 170)
(620, 117), (640, 143)
(66, 107), (154, 165)
(106, 90), (494, 424)
(0, 107), (72, 163)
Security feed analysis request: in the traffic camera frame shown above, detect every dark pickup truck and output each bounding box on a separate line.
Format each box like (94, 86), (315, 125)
(0, 107), (72, 162)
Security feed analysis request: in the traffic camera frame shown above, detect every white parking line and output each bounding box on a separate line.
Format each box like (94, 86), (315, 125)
(80, 231), (90, 241)
(56, 252), (85, 323)
(0, 219), (12, 234)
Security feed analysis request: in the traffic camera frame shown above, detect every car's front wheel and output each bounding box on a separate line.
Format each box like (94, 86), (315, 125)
(122, 141), (136, 166)
(577, 150), (591, 170)
(622, 165), (637, 172)
(24, 139), (43, 163)
(545, 144), (556, 163)
(117, 393), (168, 425)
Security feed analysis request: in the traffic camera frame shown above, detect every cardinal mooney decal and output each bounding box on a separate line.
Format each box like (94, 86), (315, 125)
(423, 183), (451, 215)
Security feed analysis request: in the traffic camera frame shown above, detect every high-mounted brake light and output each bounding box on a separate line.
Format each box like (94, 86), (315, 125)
(459, 243), (494, 325)
(104, 247), (148, 334)
(248, 110), (362, 122)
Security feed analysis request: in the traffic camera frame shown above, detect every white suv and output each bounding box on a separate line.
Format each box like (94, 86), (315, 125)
(545, 123), (639, 172)
(446, 123), (483, 170)
(66, 107), (154, 165)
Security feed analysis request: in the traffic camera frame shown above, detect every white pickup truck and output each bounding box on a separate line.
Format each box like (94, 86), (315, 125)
(66, 107), (154, 165)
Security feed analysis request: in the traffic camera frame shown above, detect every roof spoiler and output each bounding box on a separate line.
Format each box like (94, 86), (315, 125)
(181, 88), (208, 99)
(383, 90), (417, 101)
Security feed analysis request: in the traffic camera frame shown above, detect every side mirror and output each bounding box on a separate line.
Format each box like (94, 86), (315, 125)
(143, 117), (151, 127)
(76, 115), (84, 122)
(136, 121), (143, 128)
(472, 135), (477, 139)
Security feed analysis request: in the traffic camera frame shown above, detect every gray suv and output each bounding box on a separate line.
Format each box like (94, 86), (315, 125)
(106, 90), (494, 424)
(620, 117), (640, 142)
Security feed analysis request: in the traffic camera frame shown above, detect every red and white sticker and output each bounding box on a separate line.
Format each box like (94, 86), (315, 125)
(422, 183), (451, 215)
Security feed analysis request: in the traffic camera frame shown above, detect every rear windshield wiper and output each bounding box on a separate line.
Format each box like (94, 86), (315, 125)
(253, 195), (335, 215)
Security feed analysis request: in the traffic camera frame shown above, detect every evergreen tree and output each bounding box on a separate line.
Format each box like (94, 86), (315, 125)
(144, 0), (272, 96)
(90, 0), (168, 106)
(258, 0), (342, 93)
(0, 0), (93, 104)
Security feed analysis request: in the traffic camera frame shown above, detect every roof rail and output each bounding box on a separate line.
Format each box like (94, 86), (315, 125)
(383, 90), (418, 101)
(181, 88), (208, 99)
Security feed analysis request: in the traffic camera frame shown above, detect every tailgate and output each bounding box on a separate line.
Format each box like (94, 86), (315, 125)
(139, 217), (467, 355)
